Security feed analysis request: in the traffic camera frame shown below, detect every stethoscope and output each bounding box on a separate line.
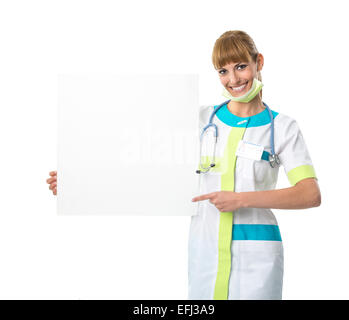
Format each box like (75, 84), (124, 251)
(196, 100), (280, 174)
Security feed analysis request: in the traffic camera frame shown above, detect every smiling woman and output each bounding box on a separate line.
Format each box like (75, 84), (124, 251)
(213, 31), (265, 117)
(188, 30), (321, 301)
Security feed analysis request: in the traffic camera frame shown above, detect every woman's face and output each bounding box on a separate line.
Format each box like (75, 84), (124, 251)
(217, 54), (263, 97)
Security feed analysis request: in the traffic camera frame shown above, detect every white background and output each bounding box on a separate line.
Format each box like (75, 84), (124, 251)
(0, 0), (348, 299)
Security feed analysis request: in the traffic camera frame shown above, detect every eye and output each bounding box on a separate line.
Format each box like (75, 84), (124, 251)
(237, 64), (247, 70)
(218, 69), (226, 75)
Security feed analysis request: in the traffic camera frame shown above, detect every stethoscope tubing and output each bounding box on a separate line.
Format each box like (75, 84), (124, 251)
(198, 100), (278, 173)
(201, 100), (276, 156)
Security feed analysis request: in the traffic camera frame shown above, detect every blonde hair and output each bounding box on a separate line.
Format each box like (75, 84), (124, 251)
(212, 30), (263, 99)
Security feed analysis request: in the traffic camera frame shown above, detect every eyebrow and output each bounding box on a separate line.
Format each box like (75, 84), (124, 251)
(219, 62), (245, 70)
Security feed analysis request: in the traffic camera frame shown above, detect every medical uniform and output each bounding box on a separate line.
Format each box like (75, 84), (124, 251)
(188, 102), (317, 300)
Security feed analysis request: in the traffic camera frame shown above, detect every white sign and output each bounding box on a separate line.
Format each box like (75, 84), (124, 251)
(57, 74), (200, 215)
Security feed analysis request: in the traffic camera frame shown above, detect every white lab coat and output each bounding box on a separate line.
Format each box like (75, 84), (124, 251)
(188, 102), (317, 300)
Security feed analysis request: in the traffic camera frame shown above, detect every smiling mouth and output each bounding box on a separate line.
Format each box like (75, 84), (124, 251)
(230, 82), (248, 92)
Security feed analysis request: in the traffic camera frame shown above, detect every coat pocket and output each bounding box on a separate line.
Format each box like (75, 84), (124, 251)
(233, 241), (284, 299)
(240, 157), (268, 183)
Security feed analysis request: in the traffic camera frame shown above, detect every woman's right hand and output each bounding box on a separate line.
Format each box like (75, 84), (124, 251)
(46, 170), (57, 196)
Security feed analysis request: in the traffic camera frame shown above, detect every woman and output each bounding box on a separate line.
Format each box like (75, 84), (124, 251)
(190, 30), (321, 300)
(47, 30), (321, 300)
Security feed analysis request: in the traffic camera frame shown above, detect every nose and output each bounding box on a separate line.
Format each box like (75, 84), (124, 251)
(227, 71), (239, 85)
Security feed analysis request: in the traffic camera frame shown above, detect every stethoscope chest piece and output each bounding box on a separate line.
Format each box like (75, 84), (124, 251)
(269, 153), (281, 168)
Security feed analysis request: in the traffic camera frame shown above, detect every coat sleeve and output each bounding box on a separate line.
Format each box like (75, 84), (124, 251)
(276, 117), (317, 186)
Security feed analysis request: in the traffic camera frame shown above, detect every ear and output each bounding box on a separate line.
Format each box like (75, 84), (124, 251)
(257, 53), (264, 72)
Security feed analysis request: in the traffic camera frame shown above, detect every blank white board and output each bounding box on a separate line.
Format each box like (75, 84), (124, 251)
(57, 74), (200, 215)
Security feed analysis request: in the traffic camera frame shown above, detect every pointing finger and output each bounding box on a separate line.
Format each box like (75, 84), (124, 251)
(192, 192), (216, 202)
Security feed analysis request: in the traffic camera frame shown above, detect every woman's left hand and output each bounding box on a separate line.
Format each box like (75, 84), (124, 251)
(192, 191), (243, 212)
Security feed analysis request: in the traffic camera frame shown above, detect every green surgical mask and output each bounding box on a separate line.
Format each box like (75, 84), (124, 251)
(222, 77), (264, 103)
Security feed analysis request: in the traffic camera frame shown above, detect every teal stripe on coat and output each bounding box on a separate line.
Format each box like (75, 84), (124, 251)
(261, 150), (270, 161)
(232, 224), (282, 241)
(214, 103), (279, 128)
